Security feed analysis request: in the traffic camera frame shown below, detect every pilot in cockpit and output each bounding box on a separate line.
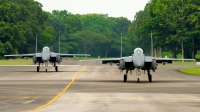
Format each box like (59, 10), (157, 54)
(134, 48), (143, 55)
(42, 46), (50, 52)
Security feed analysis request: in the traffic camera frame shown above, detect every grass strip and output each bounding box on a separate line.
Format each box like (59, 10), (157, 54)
(179, 67), (200, 76)
(158, 61), (196, 66)
(0, 59), (33, 65)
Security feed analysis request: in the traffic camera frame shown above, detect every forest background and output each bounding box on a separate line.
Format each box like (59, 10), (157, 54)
(0, 0), (200, 59)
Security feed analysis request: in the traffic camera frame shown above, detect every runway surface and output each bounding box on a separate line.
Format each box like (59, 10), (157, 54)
(0, 60), (200, 112)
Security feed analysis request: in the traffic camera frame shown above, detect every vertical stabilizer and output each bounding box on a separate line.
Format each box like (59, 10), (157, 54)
(120, 32), (122, 58)
(36, 34), (37, 53)
(151, 31), (153, 57)
(59, 34), (60, 53)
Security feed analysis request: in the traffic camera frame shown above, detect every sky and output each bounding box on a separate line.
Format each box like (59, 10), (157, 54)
(35, 0), (150, 21)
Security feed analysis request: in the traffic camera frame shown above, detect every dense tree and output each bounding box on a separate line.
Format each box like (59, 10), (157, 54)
(128, 0), (200, 59)
(1, 0), (200, 59)
(0, 0), (51, 57)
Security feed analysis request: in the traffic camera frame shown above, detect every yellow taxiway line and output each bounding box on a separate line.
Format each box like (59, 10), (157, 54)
(22, 66), (87, 112)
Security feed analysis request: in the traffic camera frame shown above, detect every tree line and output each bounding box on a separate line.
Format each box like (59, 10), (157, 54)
(0, 0), (200, 59)
(129, 0), (200, 59)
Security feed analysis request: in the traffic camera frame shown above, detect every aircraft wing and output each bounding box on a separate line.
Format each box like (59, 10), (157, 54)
(80, 56), (133, 64)
(4, 54), (36, 58)
(155, 57), (196, 63)
(59, 54), (90, 57)
(144, 56), (195, 63)
(80, 58), (122, 64)
(145, 56), (155, 62)
(123, 56), (133, 62)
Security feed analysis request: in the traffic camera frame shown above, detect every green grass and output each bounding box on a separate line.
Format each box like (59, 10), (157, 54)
(158, 61), (196, 66)
(179, 67), (200, 76)
(0, 59), (33, 65)
(0, 57), (110, 65)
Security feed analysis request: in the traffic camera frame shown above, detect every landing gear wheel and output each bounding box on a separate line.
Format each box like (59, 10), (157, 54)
(37, 66), (40, 72)
(46, 69), (47, 72)
(124, 74), (127, 82)
(137, 78), (140, 83)
(55, 66), (58, 72)
(148, 75), (152, 82)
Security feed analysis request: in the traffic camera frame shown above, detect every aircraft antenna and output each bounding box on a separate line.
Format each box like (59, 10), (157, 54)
(36, 34), (37, 53)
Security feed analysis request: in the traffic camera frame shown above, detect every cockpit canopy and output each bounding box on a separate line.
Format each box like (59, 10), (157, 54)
(134, 48), (143, 55)
(42, 46), (50, 52)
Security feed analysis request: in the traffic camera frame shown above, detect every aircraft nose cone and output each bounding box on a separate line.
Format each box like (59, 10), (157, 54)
(42, 53), (50, 61)
(135, 63), (143, 68)
(134, 56), (144, 68)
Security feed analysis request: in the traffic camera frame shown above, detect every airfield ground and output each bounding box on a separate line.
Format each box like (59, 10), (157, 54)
(0, 60), (200, 112)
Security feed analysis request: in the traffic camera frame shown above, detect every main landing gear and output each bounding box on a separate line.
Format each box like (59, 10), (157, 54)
(147, 70), (152, 82)
(37, 62), (40, 72)
(37, 66), (48, 72)
(123, 69), (152, 83)
(124, 74), (127, 82)
(123, 69), (141, 83)
(36, 62), (59, 72)
(55, 66), (58, 72)
(36, 62), (48, 72)
(54, 62), (58, 72)
(123, 69), (132, 82)
(37, 66), (40, 72)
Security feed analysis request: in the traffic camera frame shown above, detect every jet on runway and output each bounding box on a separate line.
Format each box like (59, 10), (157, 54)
(80, 47), (195, 83)
(4, 46), (90, 72)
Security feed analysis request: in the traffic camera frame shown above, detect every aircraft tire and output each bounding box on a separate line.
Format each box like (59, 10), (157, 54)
(137, 78), (140, 83)
(148, 75), (152, 82)
(46, 69), (47, 72)
(55, 66), (58, 72)
(124, 74), (127, 82)
(37, 66), (39, 72)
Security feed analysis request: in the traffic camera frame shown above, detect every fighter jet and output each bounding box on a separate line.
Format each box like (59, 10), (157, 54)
(4, 46), (90, 72)
(80, 47), (195, 83)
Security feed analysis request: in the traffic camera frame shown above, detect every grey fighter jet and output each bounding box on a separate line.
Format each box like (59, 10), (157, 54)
(80, 47), (195, 83)
(4, 46), (90, 72)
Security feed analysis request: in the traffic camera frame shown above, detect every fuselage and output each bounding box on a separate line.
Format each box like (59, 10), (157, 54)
(41, 46), (51, 62)
(132, 48), (145, 69)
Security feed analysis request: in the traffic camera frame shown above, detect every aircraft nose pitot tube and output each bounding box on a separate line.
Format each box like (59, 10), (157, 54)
(118, 59), (125, 71)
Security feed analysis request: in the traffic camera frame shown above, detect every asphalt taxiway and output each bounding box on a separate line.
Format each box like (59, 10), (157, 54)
(0, 60), (200, 112)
